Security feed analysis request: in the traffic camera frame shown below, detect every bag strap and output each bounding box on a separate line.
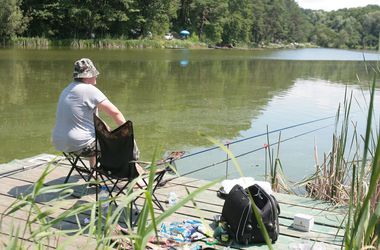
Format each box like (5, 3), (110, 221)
(270, 195), (281, 215)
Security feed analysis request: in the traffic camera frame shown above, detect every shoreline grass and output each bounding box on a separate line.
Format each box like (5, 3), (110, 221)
(4, 37), (208, 49)
(2, 36), (321, 50)
(7, 36), (378, 50)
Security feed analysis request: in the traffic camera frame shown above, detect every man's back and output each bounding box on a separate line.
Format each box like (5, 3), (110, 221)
(52, 81), (107, 152)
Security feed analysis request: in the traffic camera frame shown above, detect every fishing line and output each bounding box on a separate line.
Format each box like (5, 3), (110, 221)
(179, 114), (336, 160)
(167, 123), (334, 180)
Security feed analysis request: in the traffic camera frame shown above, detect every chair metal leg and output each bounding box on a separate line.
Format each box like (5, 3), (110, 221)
(63, 152), (94, 183)
(64, 153), (78, 183)
(93, 169), (166, 228)
(152, 171), (166, 211)
(129, 201), (133, 227)
(64, 166), (75, 183)
(87, 169), (96, 183)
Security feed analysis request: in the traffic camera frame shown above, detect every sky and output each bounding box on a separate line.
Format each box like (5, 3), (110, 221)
(295, 0), (380, 11)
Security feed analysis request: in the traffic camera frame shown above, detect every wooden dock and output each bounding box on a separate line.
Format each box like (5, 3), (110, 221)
(0, 154), (347, 249)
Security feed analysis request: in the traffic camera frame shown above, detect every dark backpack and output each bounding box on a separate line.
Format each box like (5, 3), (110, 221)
(221, 184), (280, 244)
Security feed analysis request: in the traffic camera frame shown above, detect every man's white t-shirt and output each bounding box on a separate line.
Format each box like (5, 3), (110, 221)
(52, 81), (107, 152)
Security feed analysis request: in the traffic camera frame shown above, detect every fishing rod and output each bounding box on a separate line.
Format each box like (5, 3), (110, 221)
(179, 114), (336, 161)
(167, 123), (334, 180)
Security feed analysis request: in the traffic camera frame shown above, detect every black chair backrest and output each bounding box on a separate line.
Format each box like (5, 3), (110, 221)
(94, 114), (138, 178)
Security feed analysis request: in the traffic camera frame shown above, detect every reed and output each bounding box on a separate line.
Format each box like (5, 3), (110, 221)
(300, 75), (379, 248)
(10, 37), (50, 48)
(300, 88), (355, 203)
(68, 39), (204, 49)
(263, 128), (293, 194)
(6, 37), (207, 49)
(0, 153), (219, 249)
(344, 76), (380, 249)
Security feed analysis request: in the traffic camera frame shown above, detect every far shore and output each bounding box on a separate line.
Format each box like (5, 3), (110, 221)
(1, 37), (325, 50)
(3, 37), (379, 51)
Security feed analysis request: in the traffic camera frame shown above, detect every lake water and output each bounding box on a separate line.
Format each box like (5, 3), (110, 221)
(0, 48), (379, 182)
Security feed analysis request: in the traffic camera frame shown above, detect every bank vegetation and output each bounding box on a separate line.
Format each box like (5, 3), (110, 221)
(1, 0), (380, 49)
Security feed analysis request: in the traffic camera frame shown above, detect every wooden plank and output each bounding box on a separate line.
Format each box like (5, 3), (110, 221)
(3, 170), (345, 247)
(9, 165), (346, 229)
(133, 192), (344, 246)
(0, 210), (99, 249)
(144, 192), (345, 236)
(11, 161), (347, 226)
(0, 154), (63, 176)
(142, 212), (342, 250)
(168, 177), (348, 214)
(0, 160), (347, 249)
(153, 183), (346, 227)
(0, 232), (55, 250)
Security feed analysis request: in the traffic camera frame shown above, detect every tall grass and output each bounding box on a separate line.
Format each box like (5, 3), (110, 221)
(301, 88), (356, 203)
(345, 77), (380, 249)
(6, 37), (207, 49)
(265, 129), (292, 193)
(300, 75), (379, 248)
(10, 37), (50, 48)
(0, 155), (219, 249)
(68, 39), (205, 49)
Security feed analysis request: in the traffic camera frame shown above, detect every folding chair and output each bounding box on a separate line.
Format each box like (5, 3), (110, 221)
(92, 114), (170, 224)
(63, 152), (94, 184)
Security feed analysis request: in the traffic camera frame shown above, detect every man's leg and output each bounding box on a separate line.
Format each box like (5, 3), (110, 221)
(89, 155), (96, 168)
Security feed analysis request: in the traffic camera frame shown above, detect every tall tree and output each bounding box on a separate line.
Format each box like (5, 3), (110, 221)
(262, 0), (288, 43)
(93, 0), (132, 37)
(21, 0), (64, 37)
(221, 0), (253, 45)
(190, 0), (228, 43)
(363, 11), (380, 48)
(251, 0), (266, 44)
(285, 0), (309, 42)
(175, 0), (192, 31)
(0, 0), (28, 40)
(127, 0), (178, 37)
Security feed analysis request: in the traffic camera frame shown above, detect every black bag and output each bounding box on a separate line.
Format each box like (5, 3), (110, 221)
(221, 184), (280, 244)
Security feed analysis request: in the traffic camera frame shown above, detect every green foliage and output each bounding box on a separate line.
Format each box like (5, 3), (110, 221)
(126, 0), (179, 38)
(0, 0), (28, 41)
(344, 75), (380, 249)
(10, 37), (50, 48)
(298, 71), (380, 248)
(307, 5), (380, 49)
(221, 0), (253, 45)
(189, 0), (228, 43)
(2, 0), (380, 48)
(262, 0), (289, 43)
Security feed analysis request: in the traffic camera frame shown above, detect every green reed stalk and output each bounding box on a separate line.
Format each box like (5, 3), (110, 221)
(7, 37), (205, 49)
(134, 147), (222, 249)
(1, 151), (220, 249)
(301, 86), (355, 203)
(264, 128), (290, 193)
(346, 75), (380, 249)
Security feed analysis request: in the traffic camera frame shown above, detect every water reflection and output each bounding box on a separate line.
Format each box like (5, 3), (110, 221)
(0, 49), (378, 183)
(255, 48), (380, 61)
(179, 49), (189, 67)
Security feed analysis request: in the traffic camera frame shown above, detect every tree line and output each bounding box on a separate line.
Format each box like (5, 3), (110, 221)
(1, 0), (380, 49)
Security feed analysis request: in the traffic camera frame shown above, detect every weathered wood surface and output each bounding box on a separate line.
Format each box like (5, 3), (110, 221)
(0, 154), (347, 249)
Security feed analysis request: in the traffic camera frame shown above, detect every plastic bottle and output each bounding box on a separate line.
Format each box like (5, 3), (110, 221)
(167, 192), (177, 206)
(99, 186), (109, 217)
